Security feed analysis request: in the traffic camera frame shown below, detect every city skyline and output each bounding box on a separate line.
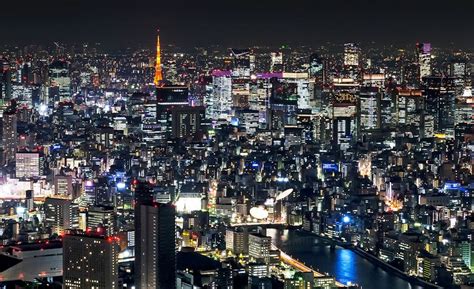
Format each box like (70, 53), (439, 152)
(0, 3), (473, 289)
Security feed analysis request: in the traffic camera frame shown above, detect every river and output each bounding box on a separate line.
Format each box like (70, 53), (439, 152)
(266, 228), (426, 289)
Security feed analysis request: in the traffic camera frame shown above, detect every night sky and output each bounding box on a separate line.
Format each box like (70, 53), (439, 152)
(3, 0), (473, 49)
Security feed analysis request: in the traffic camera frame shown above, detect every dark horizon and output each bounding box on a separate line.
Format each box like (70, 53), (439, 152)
(2, 0), (473, 50)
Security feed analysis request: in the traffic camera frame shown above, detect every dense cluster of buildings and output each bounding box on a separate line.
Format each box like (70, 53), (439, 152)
(0, 34), (472, 289)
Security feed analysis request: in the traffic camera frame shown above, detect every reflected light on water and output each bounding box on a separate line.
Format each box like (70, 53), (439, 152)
(334, 248), (356, 285)
(269, 229), (427, 289)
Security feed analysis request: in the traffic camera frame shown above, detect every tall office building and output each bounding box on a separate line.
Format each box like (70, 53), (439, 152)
(156, 85), (189, 139)
(358, 86), (382, 132)
(455, 87), (473, 126)
(3, 110), (17, 164)
(230, 48), (254, 78)
(44, 197), (79, 235)
(331, 78), (358, 150)
(309, 53), (324, 79)
(225, 227), (249, 255)
(207, 71), (233, 120)
(249, 75), (272, 114)
(0, 57), (12, 101)
(87, 205), (116, 236)
(165, 59), (178, 84)
(48, 61), (71, 102)
(332, 115), (356, 151)
(248, 233), (272, 263)
(308, 53), (325, 112)
(416, 43), (432, 81)
(423, 76), (457, 135)
(449, 56), (469, 80)
(343, 43), (360, 67)
(270, 52), (284, 73)
(156, 85), (188, 104)
(54, 174), (73, 196)
(135, 182), (176, 289)
(394, 88), (426, 137)
(228, 48), (253, 111)
(63, 233), (119, 289)
(449, 55), (470, 94)
(343, 43), (361, 80)
(171, 106), (205, 139)
(248, 262), (270, 289)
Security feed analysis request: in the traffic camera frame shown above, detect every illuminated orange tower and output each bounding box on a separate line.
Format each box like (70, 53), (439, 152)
(153, 29), (163, 86)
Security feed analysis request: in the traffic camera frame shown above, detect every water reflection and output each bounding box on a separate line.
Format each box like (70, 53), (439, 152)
(267, 229), (425, 289)
(334, 248), (356, 285)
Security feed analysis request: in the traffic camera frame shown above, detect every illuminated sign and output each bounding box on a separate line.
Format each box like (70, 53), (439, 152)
(444, 182), (460, 190)
(322, 163), (338, 172)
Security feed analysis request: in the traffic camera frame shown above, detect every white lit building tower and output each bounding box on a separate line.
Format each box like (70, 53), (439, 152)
(344, 43), (360, 67)
(207, 71), (233, 121)
(416, 43), (432, 82)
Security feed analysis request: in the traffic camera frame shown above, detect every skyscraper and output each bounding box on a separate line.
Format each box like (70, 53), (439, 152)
(270, 51), (284, 73)
(48, 60), (71, 102)
(230, 48), (254, 78)
(226, 227), (249, 255)
(171, 106), (205, 139)
(63, 233), (119, 289)
(2, 110), (17, 164)
(343, 43), (361, 80)
(309, 53), (323, 79)
(153, 30), (163, 86)
(207, 71), (232, 120)
(416, 43), (432, 81)
(44, 197), (79, 235)
(331, 78), (358, 150)
(449, 55), (470, 93)
(135, 182), (176, 289)
(248, 233), (272, 264)
(343, 43), (360, 67)
(0, 57), (12, 101)
(87, 205), (116, 236)
(156, 85), (189, 139)
(423, 76), (456, 135)
(358, 86), (381, 132)
(455, 87), (473, 126)
(394, 88), (425, 137)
